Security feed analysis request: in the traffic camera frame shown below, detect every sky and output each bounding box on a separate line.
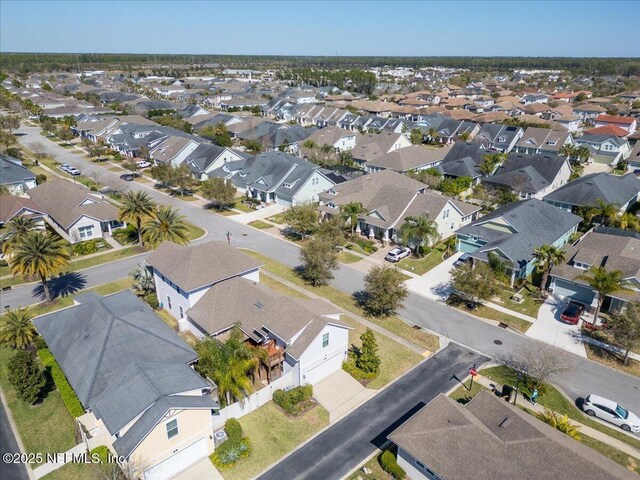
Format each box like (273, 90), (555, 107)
(1, 0), (639, 57)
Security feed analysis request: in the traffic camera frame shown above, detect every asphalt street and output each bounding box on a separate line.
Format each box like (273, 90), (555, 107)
(0, 400), (30, 480)
(8, 125), (640, 410)
(257, 343), (489, 480)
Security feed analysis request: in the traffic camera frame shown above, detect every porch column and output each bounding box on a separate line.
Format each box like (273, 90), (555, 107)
(509, 269), (516, 288)
(382, 229), (390, 243)
(368, 226), (375, 239)
(355, 222), (361, 234)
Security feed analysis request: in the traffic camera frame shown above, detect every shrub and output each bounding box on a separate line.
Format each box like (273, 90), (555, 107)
(144, 293), (159, 309)
(72, 239), (98, 256)
(380, 450), (406, 480)
(225, 418), (243, 443)
(38, 348), (84, 417)
(35, 174), (47, 185)
(90, 446), (110, 464)
(353, 238), (378, 254)
(343, 359), (377, 381)
(210, 438), (251, 469)
(8, 350), (47, 405)
(356, 328), (380, 374)
(273, 385), (313, 415)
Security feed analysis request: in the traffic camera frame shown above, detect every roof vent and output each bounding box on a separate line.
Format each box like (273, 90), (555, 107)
(255, 302), (264, 310)
(499, 417), (512, 428)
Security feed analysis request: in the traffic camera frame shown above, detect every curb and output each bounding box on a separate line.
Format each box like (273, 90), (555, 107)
(0, 387), (37, 480)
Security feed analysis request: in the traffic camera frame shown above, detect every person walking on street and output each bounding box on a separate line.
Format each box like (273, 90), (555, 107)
(531, 388), (539, 405)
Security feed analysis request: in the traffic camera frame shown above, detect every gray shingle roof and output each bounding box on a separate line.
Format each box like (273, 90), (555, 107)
(0, 155), (36, 186)
(146, 240), (262, 292)
(457, 199), (581, 268)
(366, 145), (450, 172)
(543, 173), (640, 208)
(389, 391), (636, 480)
(484, 153), (568, 194)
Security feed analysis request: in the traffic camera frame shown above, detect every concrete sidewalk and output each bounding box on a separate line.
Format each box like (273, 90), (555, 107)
(474, 374), (640, 460)
(33, 443), (86, 479)
(230, 203), (286, 225)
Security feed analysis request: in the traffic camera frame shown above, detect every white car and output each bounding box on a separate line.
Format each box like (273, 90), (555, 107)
(385, 247), (411, 263)
(136, 160), (151, 168)
(67, 167), (80, 176)
(59, 163), (71, 172)
(582, 394), (640, 432)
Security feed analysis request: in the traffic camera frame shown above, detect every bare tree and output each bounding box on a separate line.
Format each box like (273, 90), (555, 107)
(497, 342), (573, 387)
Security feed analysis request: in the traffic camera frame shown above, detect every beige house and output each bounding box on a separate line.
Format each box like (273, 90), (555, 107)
(27, 179), (124, 244)
(318, 170), (480, 243)
(33, 291), (219, 480)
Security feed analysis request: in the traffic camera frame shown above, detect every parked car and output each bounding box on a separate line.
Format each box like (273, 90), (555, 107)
(385, 247), (411, 263)
(136, 160), (151, 168)
(582, 394), (640, 432)
(59, 163), (71, 172)
(120, 173), (135, 181)
(67, 167), (80, 176)
(453, 253), (471, 268)
(634, 169), (640, 177)
(560, 301), (585, 324)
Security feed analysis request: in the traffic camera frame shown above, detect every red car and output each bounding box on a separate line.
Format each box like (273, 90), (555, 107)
(560, 301), (585, 324)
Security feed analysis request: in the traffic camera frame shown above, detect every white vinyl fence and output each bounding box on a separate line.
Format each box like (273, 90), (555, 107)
(212, 372), (293, 430)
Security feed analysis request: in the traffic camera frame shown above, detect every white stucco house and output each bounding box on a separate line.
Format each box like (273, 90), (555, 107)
(146, 241), (351, 386)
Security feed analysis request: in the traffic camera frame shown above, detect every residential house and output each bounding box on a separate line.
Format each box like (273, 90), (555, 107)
(553, 115), (581, 133)
(482, 152), (572, 199)
(0, 195), (46, 227)
(473, 124), (524, 152)
(27, 180), (124, 243)
(351, 132), (412, 169)
(0, 155), (37, 194)
(594, 114), (637, 134)
(147, 241), (350, 386)
(177, 104), (209, 119)
(575, 133), (631, 165)
(318, 170), (480, 243)
(33, 291), (219, 480)
(514, 127), (573, 155)
(364, 145), (451, 174)
(436, 141), (498, 185)
(544, 173), (640, 214)
(456, 199), (581, 283)
(150, 136), (202, 167)
(301, 126), (357, 152)
(183, 143), (246, 180)
(434, 119), (480, 144)
(574, 104), (607, 124)
(236, 122), (317, 152)
(388, 391), (635, 480)
(628, 142), (640, 169)
(209, 151), (335, 206)
(549, 228), (640, 313)
(521, 93), (549, 105)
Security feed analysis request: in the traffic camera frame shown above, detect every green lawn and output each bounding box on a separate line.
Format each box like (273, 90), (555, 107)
(579, 434), (640, 474)
(112, 222), (204, 247)
(248, 220), (274, 230)
(492, 283), (543, 318)
(220, 402), (329, 480)
(241, 250), (439, 353)
(481, 366), (640, 450)
(184, 221), (206, 241)
(397, 244), (447, 275)
(345, 451), (392, 480)
(233, 201), (254, 213)
(0, 247), (141, 289)
(40, 462), (103, 480)
(0, 347), (77, 466)
(266, 213), (286, 224)
(338, 251), (362, 264)
(448, 296), (532, 333)
(448, 379), (488, 404)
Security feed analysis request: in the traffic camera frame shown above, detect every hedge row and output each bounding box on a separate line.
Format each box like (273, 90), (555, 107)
(38, 348), (85, 418)
(380, 450), (406, 480)
(273, 385), (313, 415)
(343, 359), (377, 382)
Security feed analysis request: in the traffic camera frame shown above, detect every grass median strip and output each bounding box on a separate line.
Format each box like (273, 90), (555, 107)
(241, 249), (439, 352)
(448, 297), (532, 333)
(248, 220), (274, 230)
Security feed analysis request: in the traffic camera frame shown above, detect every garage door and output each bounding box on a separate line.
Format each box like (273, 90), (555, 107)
(144, 437), (207, 480)
(303, 352), (343, 385)
(552, 278), (595, 305)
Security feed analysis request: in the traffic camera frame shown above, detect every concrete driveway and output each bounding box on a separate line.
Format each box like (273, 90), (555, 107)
(172, 458), (222, 480)
(405, 252), (462, 301)
(526, 296), (587, 358)
(231, 203), (286, 225)
(312, 370), (375, 423)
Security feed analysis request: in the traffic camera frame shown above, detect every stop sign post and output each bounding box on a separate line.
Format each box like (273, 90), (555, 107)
(468, 364), (478, 391)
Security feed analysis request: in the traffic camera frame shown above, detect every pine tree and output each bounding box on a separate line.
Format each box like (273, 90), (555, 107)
(356, 329), (380, 374)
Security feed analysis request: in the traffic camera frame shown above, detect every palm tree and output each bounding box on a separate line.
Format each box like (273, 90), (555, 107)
(575, 145), (591, 162)
(398, 214), (440, 258)
(578, 267), (630, 326)
(459, 131), (471, 141)
(537, 409), (580, 440)
(532, 244), (567, 296)
(1, 215), (37, 256)
(118, 191), (156, 247)
(0, 307), (36, 349)
(559, 144), (576, 159)
(129, 263), (155, 294)
(589, 199), (619, 226)
(616, 212), (640, 231)
(479, 152), (506, 176)
(340, 202), (365, 237)
(426, 127), (439, 144)
(142, 206), (189, 248)
(9, 231), (70, 303)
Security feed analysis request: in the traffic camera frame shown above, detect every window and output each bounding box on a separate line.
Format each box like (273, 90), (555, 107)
(179, 306), (184, 318)
(443, 209), (449, 219)
(167, 296), (172, 309)
(166, 419), (179, 439)
(78, 225), (94, 239)
(322, 332), (329, 348)
(416, 460), (426, 469)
